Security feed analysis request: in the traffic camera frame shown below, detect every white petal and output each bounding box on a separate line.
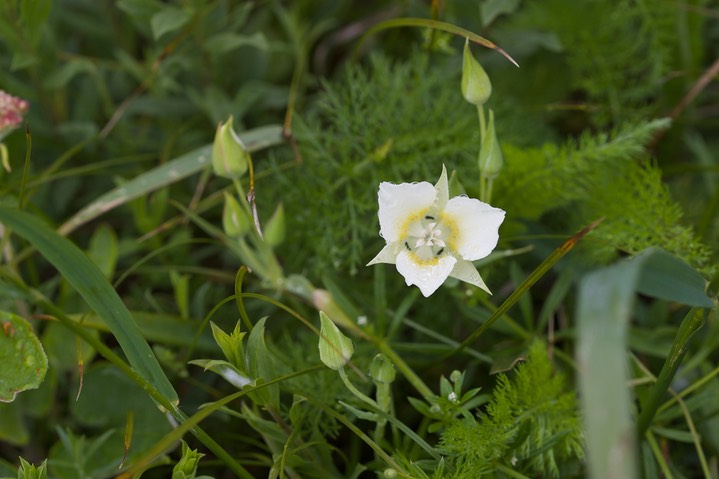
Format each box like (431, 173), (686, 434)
(395, 250), (457, 297)
(443, 197), (505, 261)
(367, 244), (399, 266)
(434, 165), (449, 209)
(450, 259), (491, 294)
(378, 181), (436, 242)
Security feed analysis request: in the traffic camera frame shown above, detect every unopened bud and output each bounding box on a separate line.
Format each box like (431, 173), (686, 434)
(172, 440), (204, 479)
(478, 109), (503, 178)
(461, 38), (492, 106)
(212, 116), (249, 179)
(318, 311), (354, 370)
(222, 192), (251, 238)
(369, 354), (396, 384)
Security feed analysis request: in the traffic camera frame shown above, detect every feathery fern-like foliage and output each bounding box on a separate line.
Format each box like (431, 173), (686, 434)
(578, 159), (716, 277)
(522, 0), (689, 124)
(439, 342), (583, 478)
(494, 119), (670, 220)
(268, 51), (477, 277)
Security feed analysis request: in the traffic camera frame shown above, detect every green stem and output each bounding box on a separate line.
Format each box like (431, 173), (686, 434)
(448, 219), (603, 358)
(374, 339), (434, 400)
(478, 104), (488, 202)
(339, 367), (379, 408)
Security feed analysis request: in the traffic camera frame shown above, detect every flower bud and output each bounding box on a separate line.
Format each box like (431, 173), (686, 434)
(461, 38), (492, 106)
(263, 203), (285, 247)
(172, 441), (204, 479)
(212, 116), (249, 179)
(222, 192), (251, 238)
(318, 311), (354, 370)
(369, 354), (396, 384)
(478, 109), (503, 179)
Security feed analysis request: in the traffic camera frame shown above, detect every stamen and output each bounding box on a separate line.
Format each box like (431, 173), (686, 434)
(425, 215), (435, 220)
(436, 247), (444, 256)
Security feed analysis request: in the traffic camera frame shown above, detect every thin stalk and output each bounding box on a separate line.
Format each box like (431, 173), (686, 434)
(352, 17), (519, 67)
(671, 390), (711, 478)
(448, 219), (603, 357)
(646, 430), (674, 479)
(339, 367), (379, 408)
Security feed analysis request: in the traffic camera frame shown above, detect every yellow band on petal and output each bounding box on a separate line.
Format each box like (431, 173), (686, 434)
(398, 209), (430, 241)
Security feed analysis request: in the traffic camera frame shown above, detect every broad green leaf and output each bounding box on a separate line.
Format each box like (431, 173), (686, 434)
(576, 248), (712, 479)
(58, 125), (283, 235)
(0, 312), (48, 402)
(0, 208), (178, 407)
(204, 32), (269, 53)
(635, 248), (713, 308)
(151, 6), (192, 39)
(481, 0), (521, 26)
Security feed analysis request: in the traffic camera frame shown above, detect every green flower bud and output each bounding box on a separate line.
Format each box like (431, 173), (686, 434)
(263, 203), (285, 247)
(318, 311), (354, 370)
(461, 38), (492, 106)
(369, 354), (396, 384)
(18, 459), (47, 479)
(172, 441), (204, 479)
(222, 192), (251, 238)
(212, 116), (249, 179)
(478, 109), (503, 179)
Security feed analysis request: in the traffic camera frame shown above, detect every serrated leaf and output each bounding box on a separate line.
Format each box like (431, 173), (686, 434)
(0, 312), (47, 402)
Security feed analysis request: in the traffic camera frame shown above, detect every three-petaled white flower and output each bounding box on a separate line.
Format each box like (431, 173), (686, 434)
(368, 166), (505, 297)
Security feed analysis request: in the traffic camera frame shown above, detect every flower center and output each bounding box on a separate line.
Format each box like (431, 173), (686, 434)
(403, 213), (451, 261)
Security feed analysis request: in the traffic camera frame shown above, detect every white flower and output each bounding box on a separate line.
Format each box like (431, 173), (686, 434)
(368, 166), (505, 297)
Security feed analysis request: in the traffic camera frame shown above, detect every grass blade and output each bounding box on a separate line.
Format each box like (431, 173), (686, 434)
(0, 207), (178, 407)
(58, 125), (283, 235)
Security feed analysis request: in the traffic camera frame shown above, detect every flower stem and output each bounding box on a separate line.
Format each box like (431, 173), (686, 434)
(339, 367), (379, 408)
(477, 104), (489, 203)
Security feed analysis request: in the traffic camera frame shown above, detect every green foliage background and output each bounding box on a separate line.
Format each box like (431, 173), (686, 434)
(0, 0), (718, 478)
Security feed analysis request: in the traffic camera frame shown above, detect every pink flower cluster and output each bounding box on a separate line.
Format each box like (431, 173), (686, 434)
(0, 90), (29, 134)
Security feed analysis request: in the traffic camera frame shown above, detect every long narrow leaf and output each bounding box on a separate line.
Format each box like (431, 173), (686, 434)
(58, 125), (283, 235)
(0, 207), (178, 407)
